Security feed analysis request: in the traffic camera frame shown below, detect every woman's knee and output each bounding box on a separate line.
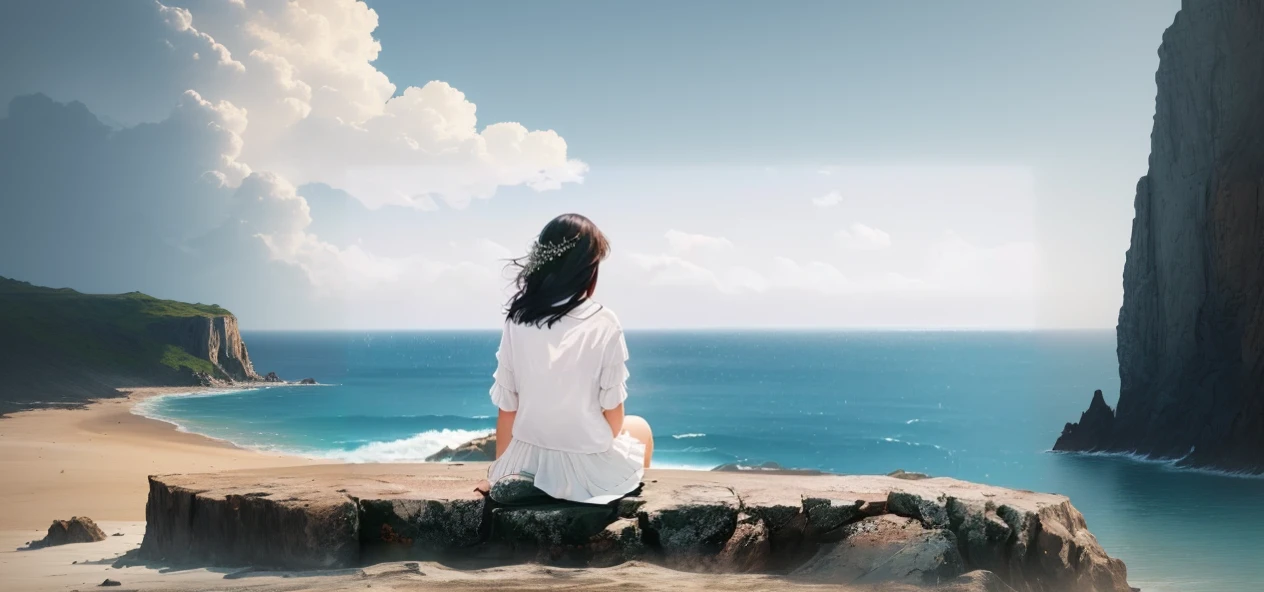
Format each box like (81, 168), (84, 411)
(623, 415), (653, 439)
(623, 415), (654, 468)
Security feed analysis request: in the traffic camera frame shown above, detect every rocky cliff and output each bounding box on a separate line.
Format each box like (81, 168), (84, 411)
(158, 314), (260, 382)
(139, 464), (1132, 592)
(0, 276), (266, 414)
(1055, 1), (1264, 473)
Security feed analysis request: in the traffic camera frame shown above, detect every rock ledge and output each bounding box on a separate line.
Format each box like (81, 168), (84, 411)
(139, 464), (1130, 592)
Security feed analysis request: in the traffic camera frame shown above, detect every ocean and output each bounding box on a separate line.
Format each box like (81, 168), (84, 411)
(135, 330), (1264, 592)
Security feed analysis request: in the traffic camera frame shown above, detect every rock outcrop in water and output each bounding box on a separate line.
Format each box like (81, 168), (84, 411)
(425, 434), (497, 462)
(1054, 1), (1264, 473)
(139, 464), (1132, 592)
(426, 435), (828, 475)
(1053, 391), (1115, 453)
(712, 461), (825, 475)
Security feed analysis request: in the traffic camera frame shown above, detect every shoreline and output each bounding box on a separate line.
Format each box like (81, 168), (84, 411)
(1045, 448), (1264, 481)
(128, 384), (281, 448)
(0, 386), (332, 530)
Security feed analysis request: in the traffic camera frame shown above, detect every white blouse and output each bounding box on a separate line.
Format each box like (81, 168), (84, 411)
(489, 299), (631, 454)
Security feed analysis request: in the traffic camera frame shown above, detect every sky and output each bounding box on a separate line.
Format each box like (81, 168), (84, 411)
(0, 0), (1181, 329)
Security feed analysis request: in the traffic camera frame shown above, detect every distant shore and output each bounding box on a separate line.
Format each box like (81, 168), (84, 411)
(0, 386), (330, 530)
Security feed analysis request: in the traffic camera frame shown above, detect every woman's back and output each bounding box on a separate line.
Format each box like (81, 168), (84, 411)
(493, 300), (628, 454)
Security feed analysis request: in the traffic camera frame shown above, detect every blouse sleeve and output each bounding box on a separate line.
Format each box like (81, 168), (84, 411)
(489, 323), (519, 412)
(597, 329), (630, 411)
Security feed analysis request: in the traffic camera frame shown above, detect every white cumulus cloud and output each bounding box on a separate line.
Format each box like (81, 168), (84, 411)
(0, 0), (588, 325)
(147, 0), (588, 209)
(835, 223), (892, 251)
(812, 190), (843, 207)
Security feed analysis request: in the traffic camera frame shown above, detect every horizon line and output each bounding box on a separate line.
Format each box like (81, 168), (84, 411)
(240, 326), (1117, 333)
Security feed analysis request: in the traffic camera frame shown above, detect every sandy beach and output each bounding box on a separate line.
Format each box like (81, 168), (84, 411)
(0, 388), (339, 591)
(0, 387), (328, 531)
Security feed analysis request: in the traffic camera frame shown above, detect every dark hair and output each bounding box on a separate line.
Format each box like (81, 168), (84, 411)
(506, 213), (610, 328)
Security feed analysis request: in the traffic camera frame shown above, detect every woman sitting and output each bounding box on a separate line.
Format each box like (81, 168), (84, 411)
(480, 213), (654, 505)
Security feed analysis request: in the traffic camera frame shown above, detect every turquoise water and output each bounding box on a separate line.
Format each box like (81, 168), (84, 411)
(139, 331), (1264, 591)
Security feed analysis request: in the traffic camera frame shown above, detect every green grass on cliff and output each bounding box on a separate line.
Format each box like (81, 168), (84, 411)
(0, 276), (232, 379)
(158, 345), (218, 375)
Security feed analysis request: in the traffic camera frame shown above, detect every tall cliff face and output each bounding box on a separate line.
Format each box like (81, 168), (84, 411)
(1055, 1), (1264, 473)
(0, 276), (268, 414)
(160, 315), (261, 382)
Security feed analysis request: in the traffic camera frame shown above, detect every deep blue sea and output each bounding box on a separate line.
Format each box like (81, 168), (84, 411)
(136, 331), (1264, 592)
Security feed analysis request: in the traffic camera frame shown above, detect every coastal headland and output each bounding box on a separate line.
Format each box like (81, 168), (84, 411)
(0, 277), (307, 417)
(1053, 0), (1264, 474)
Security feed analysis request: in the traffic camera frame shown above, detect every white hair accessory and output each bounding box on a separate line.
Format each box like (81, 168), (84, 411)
(523, 234), (581, 275)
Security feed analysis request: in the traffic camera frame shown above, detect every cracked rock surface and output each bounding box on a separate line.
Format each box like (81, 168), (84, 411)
(139, 463), (1130, 591)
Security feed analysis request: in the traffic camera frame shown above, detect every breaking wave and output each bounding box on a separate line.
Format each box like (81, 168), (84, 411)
(323, 429), (494, 463)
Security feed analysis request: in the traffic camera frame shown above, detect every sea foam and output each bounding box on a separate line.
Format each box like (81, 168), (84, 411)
(1046, 448), (1264, 480)
(325, 429), (494, 463)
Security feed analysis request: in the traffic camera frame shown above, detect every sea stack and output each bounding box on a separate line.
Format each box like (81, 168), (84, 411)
(1054, 1), (1264, 473)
